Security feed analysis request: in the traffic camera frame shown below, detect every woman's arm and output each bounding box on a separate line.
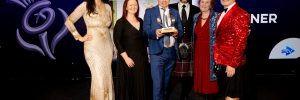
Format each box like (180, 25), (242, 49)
(64, 2), (86, 41)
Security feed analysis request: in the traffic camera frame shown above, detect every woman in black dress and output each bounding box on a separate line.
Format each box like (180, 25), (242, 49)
(113, 0), (150, 100)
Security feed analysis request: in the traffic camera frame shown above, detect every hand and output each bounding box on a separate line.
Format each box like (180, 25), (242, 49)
(171, 29), (178, 38)
(226, 65), (236, 77)
(78, 34), (92, 42)
(124, 56), (135, 68)
(156, 29), (164, 38)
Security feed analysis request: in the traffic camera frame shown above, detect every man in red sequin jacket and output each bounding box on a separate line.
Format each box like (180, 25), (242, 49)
(214, 0), (250, 100)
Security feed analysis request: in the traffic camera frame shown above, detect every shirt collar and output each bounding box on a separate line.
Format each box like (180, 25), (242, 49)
(178, 2), (190, 8)
(159, 5), (169, 10)
(224, 2), (236, 13)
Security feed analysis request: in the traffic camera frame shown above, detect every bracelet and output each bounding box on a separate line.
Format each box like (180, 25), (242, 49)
(71, 31), (80, 40)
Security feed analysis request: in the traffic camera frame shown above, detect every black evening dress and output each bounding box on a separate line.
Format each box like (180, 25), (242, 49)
(113, 17), (151, 100)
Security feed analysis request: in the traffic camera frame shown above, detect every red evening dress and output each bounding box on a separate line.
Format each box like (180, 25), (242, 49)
(193, 16), (218, 94)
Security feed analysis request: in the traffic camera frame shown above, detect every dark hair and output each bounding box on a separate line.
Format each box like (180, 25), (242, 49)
(86, 0), (95, 15)
(181, 0), (192, 5)
(86, 0), (104, 15)
(210, 0), (216, 9)
(122, 0), (139, 19)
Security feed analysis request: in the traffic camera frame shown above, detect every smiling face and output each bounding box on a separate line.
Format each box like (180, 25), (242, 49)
(126, 0), (138, 15)
(157, 0), (170, 8)
(199, 0), (212, 12)
(220, 0), (235, 8)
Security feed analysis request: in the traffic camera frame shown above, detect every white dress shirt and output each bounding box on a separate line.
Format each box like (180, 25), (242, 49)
(159, 6), (175, 48)
(178, 2), (190, 20)
(217, 2), (236, 27)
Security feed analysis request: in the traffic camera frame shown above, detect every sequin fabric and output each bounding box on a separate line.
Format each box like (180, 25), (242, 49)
(214, 4), (250, 68)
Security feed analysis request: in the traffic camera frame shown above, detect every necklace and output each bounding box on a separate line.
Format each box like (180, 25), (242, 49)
(202, 17), (208, 20)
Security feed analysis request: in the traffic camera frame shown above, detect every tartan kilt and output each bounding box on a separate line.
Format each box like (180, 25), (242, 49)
(173, 52), (193, 77)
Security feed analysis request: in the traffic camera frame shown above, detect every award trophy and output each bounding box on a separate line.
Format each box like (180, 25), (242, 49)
(157, 15), (176, 34)
(157, 15), (176, 47)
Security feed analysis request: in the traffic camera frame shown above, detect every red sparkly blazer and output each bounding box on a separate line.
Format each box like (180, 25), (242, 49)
(214, 4), (250, 68)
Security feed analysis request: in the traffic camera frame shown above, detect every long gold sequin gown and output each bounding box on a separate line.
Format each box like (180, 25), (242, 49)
(65, 2), (114, 100)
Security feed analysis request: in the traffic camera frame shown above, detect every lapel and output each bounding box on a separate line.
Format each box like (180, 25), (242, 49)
(169, 8), (177, 20)
(188, 6), (195, 22)
(153, 5), (163, 28)
(170, 7), (179, 28)
(217, 4), (238, 32)
(154, 5), (161, 20)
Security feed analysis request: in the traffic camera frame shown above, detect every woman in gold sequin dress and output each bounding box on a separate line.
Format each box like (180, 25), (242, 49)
(64, 0), (114, 100)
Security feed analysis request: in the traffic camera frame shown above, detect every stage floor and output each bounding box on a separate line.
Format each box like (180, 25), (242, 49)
(3, 75), (297, 100)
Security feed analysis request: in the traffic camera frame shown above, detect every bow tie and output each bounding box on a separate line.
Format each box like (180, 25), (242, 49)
(223, 8), (228, 13)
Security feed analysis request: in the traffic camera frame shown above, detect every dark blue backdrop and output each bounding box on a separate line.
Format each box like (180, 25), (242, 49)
(0, 0), (299, 79)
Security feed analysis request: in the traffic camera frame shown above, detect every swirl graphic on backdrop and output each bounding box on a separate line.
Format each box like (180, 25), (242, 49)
(269, 38), (300, 59)
(9, 0), (68, 60)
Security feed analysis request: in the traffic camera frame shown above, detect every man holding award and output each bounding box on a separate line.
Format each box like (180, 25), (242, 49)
(143, 0), (183, 100)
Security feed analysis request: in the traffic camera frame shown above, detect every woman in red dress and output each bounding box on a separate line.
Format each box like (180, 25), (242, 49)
(192, 0), (219, 99)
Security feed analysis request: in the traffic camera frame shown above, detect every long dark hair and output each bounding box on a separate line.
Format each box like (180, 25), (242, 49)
(122, 0), (139, 19)
(86, 0), (105, 15)
(86, 0), (95, 15)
